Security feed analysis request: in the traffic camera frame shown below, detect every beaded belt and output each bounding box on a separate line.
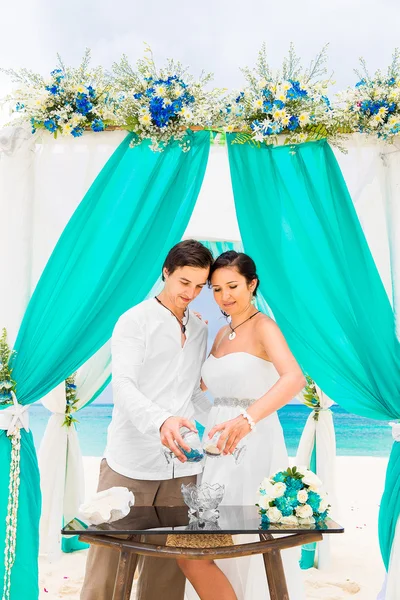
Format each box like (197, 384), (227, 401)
(214, 397), (256, 409)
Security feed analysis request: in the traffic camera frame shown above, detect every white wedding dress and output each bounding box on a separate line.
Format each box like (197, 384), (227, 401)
(185, 352), (305, 600)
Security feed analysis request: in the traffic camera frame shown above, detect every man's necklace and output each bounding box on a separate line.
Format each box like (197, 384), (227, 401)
(155, 296), (190, 334)
(228, 311), (260, 341)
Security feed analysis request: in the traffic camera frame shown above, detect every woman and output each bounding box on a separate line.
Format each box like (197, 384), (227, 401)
(167, 251), (306, 600)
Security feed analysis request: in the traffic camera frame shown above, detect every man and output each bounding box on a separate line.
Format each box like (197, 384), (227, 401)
(81, 239), (214, 600)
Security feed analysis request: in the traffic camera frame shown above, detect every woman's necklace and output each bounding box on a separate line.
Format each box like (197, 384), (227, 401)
(155, 296), (190, 334)
(228, 311), (260, 341)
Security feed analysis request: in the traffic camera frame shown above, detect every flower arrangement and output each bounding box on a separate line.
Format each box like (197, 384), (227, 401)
(256, 466), (330, 527)
(301, 375), (322, 421)
(63, 373), (79, 427)
(225, 43), (340, 146)
(1, 49), (122, 137)
(336, 49), (400, 141)
(112, 44), (225, 151)
(0, 329), (16, 406)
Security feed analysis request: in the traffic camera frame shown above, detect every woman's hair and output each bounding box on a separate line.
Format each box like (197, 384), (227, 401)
(209, 251), (260, 296)
(162, 240), (214, 280)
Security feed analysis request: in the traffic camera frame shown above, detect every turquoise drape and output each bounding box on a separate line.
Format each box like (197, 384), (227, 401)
(3, 130), (210, 598)
(227, 136), (400, 568)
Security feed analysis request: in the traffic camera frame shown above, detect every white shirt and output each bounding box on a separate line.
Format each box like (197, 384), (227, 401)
(105, 298), (211, 480)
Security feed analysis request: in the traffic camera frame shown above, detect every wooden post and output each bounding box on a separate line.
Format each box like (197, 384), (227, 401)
(259, 533), (289, 600)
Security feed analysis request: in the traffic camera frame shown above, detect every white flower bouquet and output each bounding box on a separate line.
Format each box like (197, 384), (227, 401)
(256, 466), (330, 527)
(224, 43), (341, 147)
(112, 44), (225, 152)
(1, 49), (122, 137)
(335, 49), (400, 141)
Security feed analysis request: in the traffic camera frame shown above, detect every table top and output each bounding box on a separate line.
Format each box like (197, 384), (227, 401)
(62, 506), (344, 536)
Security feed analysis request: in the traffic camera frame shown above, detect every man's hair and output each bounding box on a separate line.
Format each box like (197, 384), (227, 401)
(162, 240), (214, 280)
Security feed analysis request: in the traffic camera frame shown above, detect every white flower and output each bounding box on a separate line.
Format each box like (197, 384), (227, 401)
(298, 112), (310, 127)
(75, 84), (88, 94)
(253, 98), (264, 110)
(319, 495), (329, 513)
(273, 109), (283, 120)
(298, 516), (315, 525)
(70, 114), (83, 127)
(280, 515), (298, 526)
(266, 507), (283, 523)
(258, 79), (267, 89)
(270, 482), (286, 498)
(139, 113), (151, 125)
(296, 504), (313, 519)
(154, 85), (166, 97)
(257, 494), (272, 510)
(297, 467), (322, 488)
(254, 131), (265, 143)
(297, 489), (308, 503)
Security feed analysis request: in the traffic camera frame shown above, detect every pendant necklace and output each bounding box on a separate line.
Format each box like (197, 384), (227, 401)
(155, 296), (189, 334)
(228, 311), (260, 341)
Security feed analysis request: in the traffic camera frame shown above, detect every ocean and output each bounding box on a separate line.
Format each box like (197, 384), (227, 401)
(28, 403), (393, 457)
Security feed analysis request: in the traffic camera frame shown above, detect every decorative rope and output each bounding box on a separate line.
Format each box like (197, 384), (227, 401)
(2, 429), (21, 600)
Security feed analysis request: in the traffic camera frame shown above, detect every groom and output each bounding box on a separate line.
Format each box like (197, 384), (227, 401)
(81, 239), (214, 600)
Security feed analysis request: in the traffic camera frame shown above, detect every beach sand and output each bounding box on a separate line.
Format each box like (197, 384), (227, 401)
(39, 456), (388, 599)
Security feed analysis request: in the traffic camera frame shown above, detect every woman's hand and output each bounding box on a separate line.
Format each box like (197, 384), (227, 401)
(207, 415), (251, 455)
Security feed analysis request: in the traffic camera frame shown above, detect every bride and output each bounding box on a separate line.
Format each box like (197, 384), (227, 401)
(168, 250), (307, 600)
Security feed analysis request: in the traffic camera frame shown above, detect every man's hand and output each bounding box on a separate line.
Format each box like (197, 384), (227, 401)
(160, 417), (198, 463)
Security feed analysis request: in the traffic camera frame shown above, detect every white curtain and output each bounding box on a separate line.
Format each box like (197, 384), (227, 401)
(296, 389), (337, 568)
(0, 127), (36, 345)
(38, 340), (111, 561)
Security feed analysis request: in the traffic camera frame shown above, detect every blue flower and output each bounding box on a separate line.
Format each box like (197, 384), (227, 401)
(44, 119), (57, 133)
(286, 477), (303, 491)
(360, 100), (372, 114)
(86, 85), (96, 99)
(287, 115), (299, 131)
(172, 99), (182, 112)
(71, 127), (84, 138)
(388, 102), (396, 114)
(76, 94), (93, 115)
(133, 92), (143, 100)
(273, 100), (285, 109)
(91, 119), (105, 132)
(322, 95), (331, 107)
(15, 102), (25, 111)
(46, 85), (59, 95)
(260, 513), (270, 529)
(0, 392), (12, 402)
(235, 92), (244, 103)
(263, 101), (273, 112)
(272, 472), (286, 483)
(355, 79), (366, 88)
(387, 77), (396, 86)
(145, 87), (155, 97)
(307, 491), (321, 512)
(275, 497), (294, 517)
(271, 122), (283, 134)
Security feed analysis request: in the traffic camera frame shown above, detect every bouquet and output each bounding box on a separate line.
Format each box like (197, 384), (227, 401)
(224, 43), (341, 146)
(1, 49), (122, 137)
(256, 466), (330, 527)
(336, 49), (400, 141)
(112, 44), (225, 151)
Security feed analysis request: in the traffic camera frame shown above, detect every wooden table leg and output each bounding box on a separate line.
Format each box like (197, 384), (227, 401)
(112, 535), (141, 600)
(259, 533), (290, 600)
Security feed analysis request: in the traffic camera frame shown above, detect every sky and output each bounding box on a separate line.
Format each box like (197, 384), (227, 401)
(1, 0), (400, 99)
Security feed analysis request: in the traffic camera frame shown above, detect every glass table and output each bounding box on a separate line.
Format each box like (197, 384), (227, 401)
(63, 505), (344, 600)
